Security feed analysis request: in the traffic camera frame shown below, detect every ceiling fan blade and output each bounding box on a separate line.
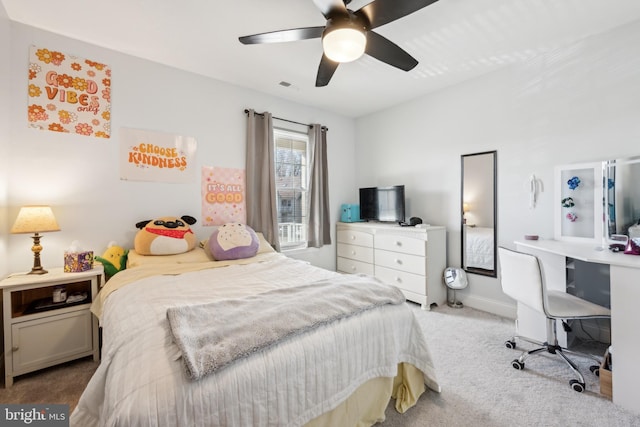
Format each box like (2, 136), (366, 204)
(365, 31), (418, 71)
(312, 0), (348, 19)
(239, 27), (325, 44)
(356, 0), (439, 30)
(316, 54), (339, 87)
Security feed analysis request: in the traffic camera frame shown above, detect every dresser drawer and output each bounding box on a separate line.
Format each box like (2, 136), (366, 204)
(337, 257), (375, 276)
(337, 243), (374, 264)
(375, 265), (426, 295)
(337, 230), (374, 247)
(375, 234), (425, 256)
(375, 249), (426, 276)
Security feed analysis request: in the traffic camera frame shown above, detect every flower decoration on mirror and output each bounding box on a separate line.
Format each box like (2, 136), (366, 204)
(561, 197), (575, 208)
(566, 212), (578, 222)
(567, 176), (581, 190)
(608, 178), (615, 190)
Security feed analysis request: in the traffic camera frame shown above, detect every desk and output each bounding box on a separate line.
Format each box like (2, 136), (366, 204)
(515, 239), (640, 415)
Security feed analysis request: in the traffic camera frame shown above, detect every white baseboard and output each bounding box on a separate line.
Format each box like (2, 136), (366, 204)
(458, 295), (516, 319)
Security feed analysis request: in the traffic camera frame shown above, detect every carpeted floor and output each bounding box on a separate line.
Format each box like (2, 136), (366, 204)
(382, 304), (640, 427)
(0, 356), (98, 412)
(1, 304), (639, 426)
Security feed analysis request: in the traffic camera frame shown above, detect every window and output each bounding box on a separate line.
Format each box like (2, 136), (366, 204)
(274, 128), (309, 250)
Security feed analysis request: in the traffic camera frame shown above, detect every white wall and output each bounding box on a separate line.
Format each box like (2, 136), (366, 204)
(5, 23), (357, 274)
(7, 18), (640, 319)
(356, 19), (640, 317)
(0, 4), (10, 278)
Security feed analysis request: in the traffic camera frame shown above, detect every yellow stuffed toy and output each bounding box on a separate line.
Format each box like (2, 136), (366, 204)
(134, 215), (197, 255)
(95, 241), (129, 279)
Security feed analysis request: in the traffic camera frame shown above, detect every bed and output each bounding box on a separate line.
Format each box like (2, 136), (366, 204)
(71, 240), (440, 427)
(464, 226), (495, 270)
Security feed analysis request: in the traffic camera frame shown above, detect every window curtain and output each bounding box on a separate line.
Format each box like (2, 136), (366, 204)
(245, 109), (281, 251)
(307, 124), (331, 247)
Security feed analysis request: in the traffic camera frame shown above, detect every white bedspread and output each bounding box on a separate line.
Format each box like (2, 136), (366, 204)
(465, 226), (494, 270)
(71, 254), (439, 427)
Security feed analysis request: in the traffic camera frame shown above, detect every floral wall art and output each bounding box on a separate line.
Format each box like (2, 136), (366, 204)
(554, 162), (603, 244)
(27, 45), (111, 138)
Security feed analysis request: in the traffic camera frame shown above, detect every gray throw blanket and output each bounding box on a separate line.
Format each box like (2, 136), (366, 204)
(166, 274), (406, 380)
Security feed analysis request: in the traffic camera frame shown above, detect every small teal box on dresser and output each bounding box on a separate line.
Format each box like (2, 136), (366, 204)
(340, 204), (361, 223)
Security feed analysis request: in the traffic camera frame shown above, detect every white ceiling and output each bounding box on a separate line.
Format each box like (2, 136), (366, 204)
(4, 0), (640, 118)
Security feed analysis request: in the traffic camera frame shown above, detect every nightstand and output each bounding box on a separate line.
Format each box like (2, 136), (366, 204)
(0, 266), (102, 387)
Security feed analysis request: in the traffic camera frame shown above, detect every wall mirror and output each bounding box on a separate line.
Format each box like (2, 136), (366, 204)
(461, 150), (497, 277)
(605, 156), (640, 242)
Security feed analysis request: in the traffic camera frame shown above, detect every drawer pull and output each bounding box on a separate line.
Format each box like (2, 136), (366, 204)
(395, 241), (402, 247)
(395, 277), (402, 283)
(395, 259), (403, 265)
(351, 250), (356, 255)
(11, 346), (18, 352)
(351, 266), (356, 271)
(350, 235), (356, 240)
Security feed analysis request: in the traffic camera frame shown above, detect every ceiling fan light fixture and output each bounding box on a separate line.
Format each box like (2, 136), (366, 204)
(239, 0), (437, 86)
(322, 27), (366, 63)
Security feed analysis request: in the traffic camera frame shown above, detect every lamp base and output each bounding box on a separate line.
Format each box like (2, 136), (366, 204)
(447, 300), (464, 309)
(29, 233), (49, 275)
(28, 266), (48, 275)
(447, 289), (464, 309)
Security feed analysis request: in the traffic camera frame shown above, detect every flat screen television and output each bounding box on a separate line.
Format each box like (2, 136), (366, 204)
(359, 185), (406, 223)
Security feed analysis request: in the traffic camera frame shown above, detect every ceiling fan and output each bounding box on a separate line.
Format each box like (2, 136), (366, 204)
(239, 0), (439, 87)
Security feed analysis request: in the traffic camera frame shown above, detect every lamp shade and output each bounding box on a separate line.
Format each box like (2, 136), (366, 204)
(11, 206), (61, 234)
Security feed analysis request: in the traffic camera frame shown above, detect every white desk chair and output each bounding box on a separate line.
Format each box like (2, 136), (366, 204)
(497, 247), (611, 392)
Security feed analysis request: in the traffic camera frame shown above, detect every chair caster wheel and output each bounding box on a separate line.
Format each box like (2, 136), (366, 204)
(511, 360), (524, 370)
(505, 340), (516, 349)
(570, 379), (585, 392)
(589, 365), (600, 377)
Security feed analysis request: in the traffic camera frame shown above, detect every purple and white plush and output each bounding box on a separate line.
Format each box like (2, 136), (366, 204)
(209, 223), (259, 261)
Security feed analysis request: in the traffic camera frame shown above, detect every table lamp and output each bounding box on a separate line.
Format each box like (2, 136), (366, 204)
(11, 205), (61, 274)
(462, 203), (470, 224)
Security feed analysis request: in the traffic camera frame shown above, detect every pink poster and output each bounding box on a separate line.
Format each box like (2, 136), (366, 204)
(27, 45), (111, 138)
(202, 167), (246, 226)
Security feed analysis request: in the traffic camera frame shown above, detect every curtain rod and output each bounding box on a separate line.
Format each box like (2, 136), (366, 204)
(244, 109), (328, 132)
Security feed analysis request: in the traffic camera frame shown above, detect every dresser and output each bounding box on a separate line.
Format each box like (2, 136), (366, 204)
(336, 222), (447, 310)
